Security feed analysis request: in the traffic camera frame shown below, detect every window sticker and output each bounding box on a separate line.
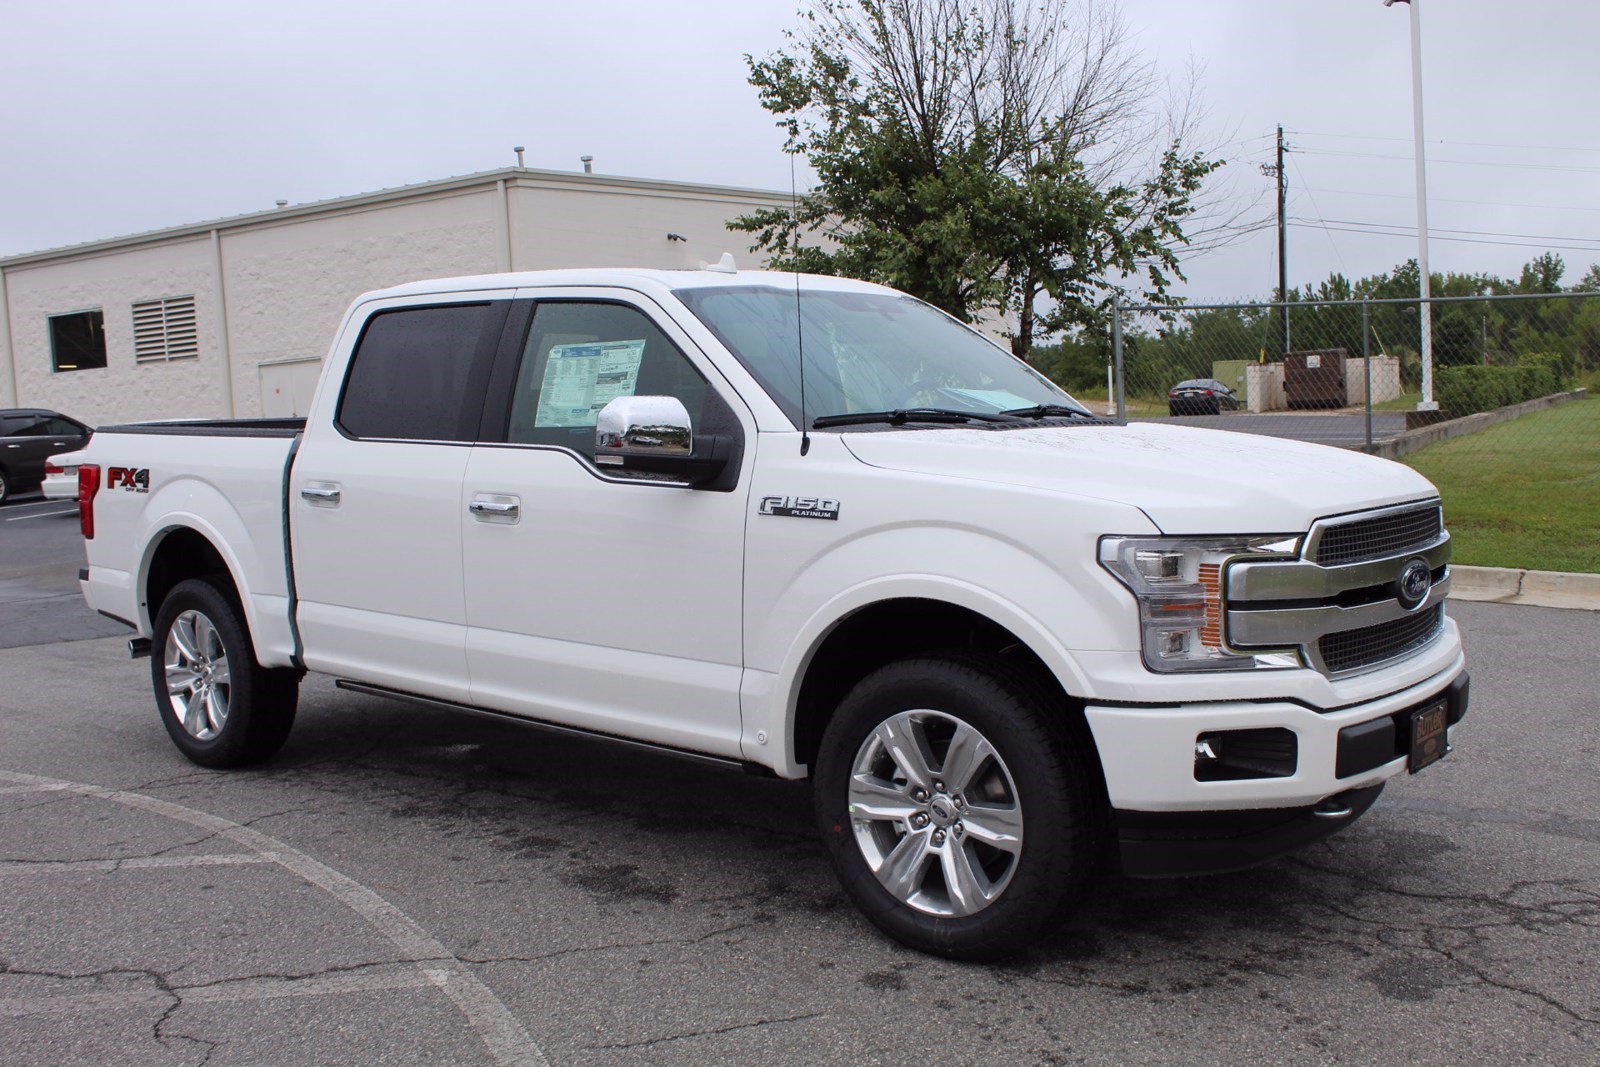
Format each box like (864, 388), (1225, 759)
(534, 339), (646, 428)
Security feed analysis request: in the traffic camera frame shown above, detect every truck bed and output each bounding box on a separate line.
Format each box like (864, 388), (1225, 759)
(77, 424), (303, 667)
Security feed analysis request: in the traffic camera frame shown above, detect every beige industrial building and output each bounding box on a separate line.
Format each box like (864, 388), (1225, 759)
(0, 167), (791, 425)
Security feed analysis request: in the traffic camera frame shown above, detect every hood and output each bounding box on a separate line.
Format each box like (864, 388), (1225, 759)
(840, 422), (1440, 535)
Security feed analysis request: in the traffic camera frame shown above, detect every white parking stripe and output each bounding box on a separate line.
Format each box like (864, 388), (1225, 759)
(0, 967), (437, 1019)
(0, 852), (271, 875)
(0, 769), (550, 1067)
(4, 508), (78, 522)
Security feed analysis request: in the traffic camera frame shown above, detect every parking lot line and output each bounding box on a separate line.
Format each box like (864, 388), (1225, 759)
(4, 508), (78, 522)
(0, 852), (271, 876)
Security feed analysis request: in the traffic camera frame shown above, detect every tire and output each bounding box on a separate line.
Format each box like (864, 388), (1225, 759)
(0, 467), (11, 505)
(813, 652), (1106, 961)
(150, 577), (300, 768)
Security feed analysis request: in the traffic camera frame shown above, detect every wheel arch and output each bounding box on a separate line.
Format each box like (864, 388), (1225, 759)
(780, 582), (1097, 776)
(137, 519), (263, 651)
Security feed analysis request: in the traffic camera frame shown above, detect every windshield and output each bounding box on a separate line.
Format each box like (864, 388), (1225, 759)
(673, 285), (1088, 428)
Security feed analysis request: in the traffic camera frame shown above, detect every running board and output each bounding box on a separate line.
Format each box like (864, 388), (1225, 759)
(332, 679), (767, 775)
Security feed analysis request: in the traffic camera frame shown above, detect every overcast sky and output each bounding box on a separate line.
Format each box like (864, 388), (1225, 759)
(4, 0), (1598, 301)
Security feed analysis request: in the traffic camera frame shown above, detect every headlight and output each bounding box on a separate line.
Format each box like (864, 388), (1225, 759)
(1099, 535), (1302, 673)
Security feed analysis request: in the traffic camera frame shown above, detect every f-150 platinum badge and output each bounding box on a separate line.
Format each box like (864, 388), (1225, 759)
(759, 495), (840, 520)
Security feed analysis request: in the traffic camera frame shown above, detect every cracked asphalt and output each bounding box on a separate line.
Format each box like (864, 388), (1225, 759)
(1, 510), (1597, 1065)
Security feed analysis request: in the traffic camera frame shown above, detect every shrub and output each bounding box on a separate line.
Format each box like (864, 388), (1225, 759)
(1437, 364), (1566, 416)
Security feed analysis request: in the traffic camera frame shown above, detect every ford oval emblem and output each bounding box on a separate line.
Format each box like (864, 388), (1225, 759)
(1396, 557), (1433, 610)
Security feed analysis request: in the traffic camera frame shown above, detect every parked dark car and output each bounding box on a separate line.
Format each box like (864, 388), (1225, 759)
(1167, 379), (1240, 417)
(0, 409), (93, 503)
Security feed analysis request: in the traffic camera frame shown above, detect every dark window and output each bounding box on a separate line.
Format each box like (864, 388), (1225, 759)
(49, 311), (107, 372)
(17, 416), (86, 437)
(336, 303), (503, 442)
(505, 302), (717, 461)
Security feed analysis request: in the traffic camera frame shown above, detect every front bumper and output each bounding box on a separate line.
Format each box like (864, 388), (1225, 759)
(1085, 655), (1467, 814)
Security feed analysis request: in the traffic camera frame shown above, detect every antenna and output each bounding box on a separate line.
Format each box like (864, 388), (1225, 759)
(791, 153), (810, 457)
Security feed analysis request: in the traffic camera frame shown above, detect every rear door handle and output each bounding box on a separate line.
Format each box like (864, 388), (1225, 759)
(300, 483), (341, 506)
(468, 495), (520, 522)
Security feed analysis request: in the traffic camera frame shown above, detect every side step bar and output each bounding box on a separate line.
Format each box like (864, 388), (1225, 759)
(333, 679), (771, 775)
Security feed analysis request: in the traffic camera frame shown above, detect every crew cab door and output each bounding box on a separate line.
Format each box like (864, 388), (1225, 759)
(461, 291), (753, 758)
(290, 295), (510, 704)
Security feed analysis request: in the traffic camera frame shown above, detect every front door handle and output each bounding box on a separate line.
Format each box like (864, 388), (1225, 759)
(300, 483), (341, 506)
(468, 495), (520, 523)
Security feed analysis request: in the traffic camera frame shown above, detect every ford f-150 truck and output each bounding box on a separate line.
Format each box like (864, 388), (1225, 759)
(72, 267), (1467, 960)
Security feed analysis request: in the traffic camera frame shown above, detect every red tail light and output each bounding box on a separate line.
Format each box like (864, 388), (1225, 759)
(45, 461), (64, 475)
(1202, 389), (1214, 396)
(78, 464), (100, 539)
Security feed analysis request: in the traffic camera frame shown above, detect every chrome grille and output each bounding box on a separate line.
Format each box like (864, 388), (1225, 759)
(1313, 503), (1442, 566)
(1318, 605), (1445, 674)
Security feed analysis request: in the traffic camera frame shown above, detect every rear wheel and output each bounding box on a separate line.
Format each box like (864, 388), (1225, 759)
(151, 577), (299, 768)
(0, 467), (11, 504)
(814, 653), (1105, 960)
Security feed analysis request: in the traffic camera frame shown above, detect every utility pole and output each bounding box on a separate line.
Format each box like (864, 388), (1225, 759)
(1276, 125), (1290, 357)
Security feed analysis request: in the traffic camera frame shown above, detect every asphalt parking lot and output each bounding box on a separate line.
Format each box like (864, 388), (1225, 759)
(1138, 410), (1409, 449)
(1, 500), (1596, 1065)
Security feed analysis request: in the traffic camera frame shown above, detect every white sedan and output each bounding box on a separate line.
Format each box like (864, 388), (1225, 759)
(41, 453), (84, 501)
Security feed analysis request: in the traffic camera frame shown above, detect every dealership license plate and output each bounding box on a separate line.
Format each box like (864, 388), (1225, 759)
(1408, 699), (1450, 773)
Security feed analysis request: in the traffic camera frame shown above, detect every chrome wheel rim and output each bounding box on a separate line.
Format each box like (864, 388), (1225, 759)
(847, 709), (1023, 917)
(163, 609), (231, 741)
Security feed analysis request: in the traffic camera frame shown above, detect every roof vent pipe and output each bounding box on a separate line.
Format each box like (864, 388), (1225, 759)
(274, 199), (288, 209)
(580, 155), (594, 174)
(513, 145), (525, 168)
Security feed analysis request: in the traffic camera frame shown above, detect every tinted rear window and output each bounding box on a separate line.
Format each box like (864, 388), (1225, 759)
(337, 304), (501, 441)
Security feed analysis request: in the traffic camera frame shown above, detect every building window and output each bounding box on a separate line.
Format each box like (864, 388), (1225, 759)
(132, 295), (199, 363)
(49, 310), (107, 372)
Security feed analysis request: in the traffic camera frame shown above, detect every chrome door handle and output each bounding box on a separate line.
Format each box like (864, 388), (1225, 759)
(468, 499), (519, 516)
(300, 484), (341, 505)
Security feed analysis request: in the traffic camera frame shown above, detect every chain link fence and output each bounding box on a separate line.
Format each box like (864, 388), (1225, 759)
(1039, 292), (1599, 573)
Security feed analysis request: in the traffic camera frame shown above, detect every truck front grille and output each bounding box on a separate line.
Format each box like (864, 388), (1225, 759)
(1318, 605), (1445, 674)
(1313, 504), (1442, 566)
(1225, 500), (1452, 678)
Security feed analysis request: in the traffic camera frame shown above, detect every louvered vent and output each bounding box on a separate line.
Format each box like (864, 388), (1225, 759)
(132, 296), (199, 363)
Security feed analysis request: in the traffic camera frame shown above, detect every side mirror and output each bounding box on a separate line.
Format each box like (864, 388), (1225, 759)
(595, 396), (730, 487)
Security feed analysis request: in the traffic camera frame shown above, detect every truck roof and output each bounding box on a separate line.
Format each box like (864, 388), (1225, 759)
(362, 267), (895, 303)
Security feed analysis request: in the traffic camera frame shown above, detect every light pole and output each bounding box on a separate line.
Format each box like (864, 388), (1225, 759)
(1386, 0), (1437, 410)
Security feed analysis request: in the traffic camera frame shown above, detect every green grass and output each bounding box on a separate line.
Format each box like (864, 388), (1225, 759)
(1401, 397), (1600, 572)
(1375, 391), (1421, 412)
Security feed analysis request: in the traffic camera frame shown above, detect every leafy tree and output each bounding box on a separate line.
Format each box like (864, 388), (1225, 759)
(733, 0), (1223, 361)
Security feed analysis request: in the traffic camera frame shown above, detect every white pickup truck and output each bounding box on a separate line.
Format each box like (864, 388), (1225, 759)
(73, 267), (1467, 959)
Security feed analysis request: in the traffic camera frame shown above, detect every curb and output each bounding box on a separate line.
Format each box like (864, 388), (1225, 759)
(1449, 565), (1600, 611)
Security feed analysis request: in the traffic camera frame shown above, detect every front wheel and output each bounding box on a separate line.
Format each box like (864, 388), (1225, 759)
(151, 577), (300, 768)
(814, 653), (1105, 960)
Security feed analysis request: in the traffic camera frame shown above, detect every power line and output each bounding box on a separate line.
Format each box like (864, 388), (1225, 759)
(1290, 147), (1600, 175)
(1294, 217), (1600, 246)
(1288, 222), (1600, 255)
(1288, 129), (1600, 156)
(1298, 186), (1600, 215)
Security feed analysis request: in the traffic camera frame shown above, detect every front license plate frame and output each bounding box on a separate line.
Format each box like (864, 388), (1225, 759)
(1408, 698), (1450, 773)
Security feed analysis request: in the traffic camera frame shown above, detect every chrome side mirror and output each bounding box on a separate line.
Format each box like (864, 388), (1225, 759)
(595, 395), (693, 463)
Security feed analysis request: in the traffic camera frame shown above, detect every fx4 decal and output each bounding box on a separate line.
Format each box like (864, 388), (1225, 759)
(758, 495), (839, 521)
(107, 467), (151, 493)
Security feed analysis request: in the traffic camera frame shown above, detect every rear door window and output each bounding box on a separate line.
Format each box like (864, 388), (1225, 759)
(336, 302), (508, 442)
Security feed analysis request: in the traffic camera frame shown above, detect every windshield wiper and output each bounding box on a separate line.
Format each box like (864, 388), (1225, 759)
(811, 408), (1017, 429)
(1000, 404), (1097, 420)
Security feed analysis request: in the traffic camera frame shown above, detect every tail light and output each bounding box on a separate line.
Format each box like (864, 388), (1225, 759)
(78, 464), (100, 539)
(45, 461), (64, 476)
(1202, 389), (1214, 396)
